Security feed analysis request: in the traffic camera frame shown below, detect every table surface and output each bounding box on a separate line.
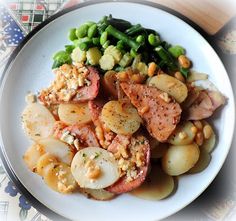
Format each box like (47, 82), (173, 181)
(0, 0), (236, 221)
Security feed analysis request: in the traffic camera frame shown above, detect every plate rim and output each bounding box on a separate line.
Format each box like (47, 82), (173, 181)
(0, 1), (234, 221)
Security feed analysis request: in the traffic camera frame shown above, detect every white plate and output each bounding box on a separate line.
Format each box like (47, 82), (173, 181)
(0, 1), (235, 221)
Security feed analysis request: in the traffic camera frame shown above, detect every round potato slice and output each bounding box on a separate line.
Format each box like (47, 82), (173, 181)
(101, 101), (141, 135)
(36, 153), (58, 176)
(148, 74), (188, 103)
(168, 121), (197, 145)
(21, 103), (55, 141)
(43, 162), (77, 193)
(71, 147), (119, 189)
(82, 188), (115, 201)
(162, 143), (200, 176)
(188, 150), (211, 173)
(23, 143), (45, 172)
(58, 103), (91, 125)
(131, 165), (175, 200)
(37, 138), (74, 165)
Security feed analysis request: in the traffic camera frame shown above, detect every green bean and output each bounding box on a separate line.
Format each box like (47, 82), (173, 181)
(168, 45), (185, 58)
(130, 48), (137, 58)
(148, 34), (161, 46)
(106, 25), (141, 51)
(155, 46), (177, 70)
(88, 24), (98, 38)
(116, 40), (125, 50)
(125, 24), (143, 35)
(76, 24), (89, 38)
(136, 35), (145, 44)
(68, 28), (77, 41)
(102, 40), (110, 49)
(100, 31), (108, 45)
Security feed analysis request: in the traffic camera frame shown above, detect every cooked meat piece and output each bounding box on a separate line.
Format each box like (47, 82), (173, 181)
(53, 122), (100, 148)
(185, 90), (225, 120)
(39, 64), (100, 105)
(120, 83), (182, 142)
(106, 135), (150, 194)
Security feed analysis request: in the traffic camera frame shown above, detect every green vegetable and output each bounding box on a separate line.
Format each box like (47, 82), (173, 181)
(130, 48), (137, 58)
(100, 31), (108, 45)
(102, 40), (110, 49)
(68, 28), (77, 41)
(107, 15), (132, 31)
(79, 42), (90, 51)
(131, 54), (141, 70)
(168, 45), (185, 58)
(136, 35), (145, 44)
(180, 67), (189, 78)
(85, 21), (96, 27)
(106, 25), (141, 51)
(116, 40), (125, 50)
(65, 45), (75, 54)
(76, 24), (89, 38)
(125, 24), (143, 35)
(148, 34), (161, 46)
(86, 47), (102, 65)
(92, 37), (100, 45)
(119, 52), (132, 67)
(52, 51), (72, 69)
(155, 46), (177, 70)
(88, 24), (98, 38)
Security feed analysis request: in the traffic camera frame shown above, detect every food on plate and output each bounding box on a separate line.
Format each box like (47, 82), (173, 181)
(21, 15), (226, 201)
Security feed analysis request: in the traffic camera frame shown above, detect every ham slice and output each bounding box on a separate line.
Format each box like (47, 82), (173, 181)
(120, 83), (182, 142)
(106, 135), (150, 194)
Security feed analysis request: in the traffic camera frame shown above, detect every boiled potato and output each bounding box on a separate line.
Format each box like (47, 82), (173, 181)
(101, 101), (141, 135)
(58, 103), (91, 125)
(187, 71), (208, 82)
(23, 143), (45, 172)
(162, 143), (200, 176)
(201, 121), (216, 153)
(37, 138), (74, 165)
(43, 162), (77, 193)
(188, 150), (211, 173)
(168, 121), (197, 145)
(131, 165), (175, 200)
(151, 142), (168, 159)
(71, 147), (119, 189)
(148, 74), (188, 103)
(21, 103), (55, 141)
(82, 188), (115, 201)
(36, 153), (58, 176)
(102, 71), (118, 98)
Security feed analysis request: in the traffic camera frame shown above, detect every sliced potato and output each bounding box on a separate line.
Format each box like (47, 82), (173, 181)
(201, 121), (216, 153)
(101, 101), (141, 135)
(43, 162), (77, 193)
(36, 153), (58, 176)
(23, 143), (45, 172)
(188, 150), (211, 173)
(82, 188), (115, 201)
(37, 138), (74, 165)
(58, 103), (91, 125)
(151, 142), (168, 159)
(187, 71), (208, 82)
(71, 147), (119, 189)
(168, 121), (197, 145)
(102, 71), (118, 98)
(131, 165), (174, 200)
(162, 143), (200, 176)
(21, 103), (55, 141)
(148, 74), (188, 103)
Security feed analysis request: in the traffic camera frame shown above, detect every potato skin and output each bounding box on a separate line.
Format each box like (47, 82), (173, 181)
(162, 143), (200, 176)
